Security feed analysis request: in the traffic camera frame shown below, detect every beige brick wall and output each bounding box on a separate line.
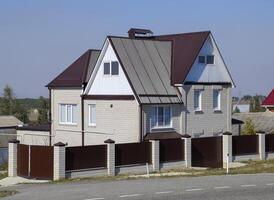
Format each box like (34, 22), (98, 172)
(84, 99), (140, 145)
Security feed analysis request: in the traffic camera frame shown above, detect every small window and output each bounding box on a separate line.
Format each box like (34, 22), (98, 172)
(104, 62), (110, 75)
(194, 90), (202, 111)
(59, 104), (77, 124)
(151, 106), (172, 129)
(213, 90), (221, 111)
(206, 55), (214, 64)
(111, 61), (119, 75)
(198, 56), (205, 64)
(89, 104), (96, 126)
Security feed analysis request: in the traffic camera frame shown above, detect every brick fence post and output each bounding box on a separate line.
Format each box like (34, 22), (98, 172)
(222, 132), (232, 168)
(182, 134), (192, 168)
(8, 139), (20, 177)
(150, 140), (160, 172)
(53, 142), (66, 181)
(104, 139), (115, 176)
(257, 131), (265, 160)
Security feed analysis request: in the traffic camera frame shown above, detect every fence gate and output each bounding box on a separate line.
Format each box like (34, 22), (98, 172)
(191, 136), (223, 168)
(17, 144), (29, 177)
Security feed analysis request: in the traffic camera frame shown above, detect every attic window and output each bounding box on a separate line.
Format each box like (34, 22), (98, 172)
(103, 61), (119, 75)
(206, 55), (214, 64)
(198, 56), (205, 64)
(104, 63), (110, 75)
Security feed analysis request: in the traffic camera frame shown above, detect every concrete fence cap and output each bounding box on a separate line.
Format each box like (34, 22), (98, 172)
(256, 130), (265, 134)
(54, 142), (66, 147)
(222, 132), (232, 136)
(9, 139), (20, 144)
(104, 139), (115, 144)
(181, 134), (191, 138)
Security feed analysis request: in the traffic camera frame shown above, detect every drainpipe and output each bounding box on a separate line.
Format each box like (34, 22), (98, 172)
(48, 88), (52, 146)
(140, 104), (143, 142)
(81, 84), (85, 146)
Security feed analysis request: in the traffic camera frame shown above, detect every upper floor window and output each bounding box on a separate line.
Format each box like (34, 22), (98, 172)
(59, 104), (77, 125)
(198, 56), (206, 64)
(103, 61), (119, 75)
(194, 90), (202, 111)
(88, 104), (96, 126)
(151, 106), (172, 129)
(206, 55), (214, 64)
(213, 89), (221, 111)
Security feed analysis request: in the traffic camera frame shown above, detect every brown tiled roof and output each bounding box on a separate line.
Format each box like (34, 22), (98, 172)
(155, 31), (210, 85)
(46, 49), (100, 88)
(17, 123), (51, 132)
(144, 131), (182, 140)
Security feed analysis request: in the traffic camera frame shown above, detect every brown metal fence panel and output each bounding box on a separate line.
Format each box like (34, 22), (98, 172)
(115, 142), (151, 166)
(266, 134), (274, 153)
(17, 144), (29, 177)
(192, 136), (223, 168)
(160, 139), (185, 163)
(66, 145), (107, 171)
(232, 135), (258, 156)
(30, 146), (53, 180)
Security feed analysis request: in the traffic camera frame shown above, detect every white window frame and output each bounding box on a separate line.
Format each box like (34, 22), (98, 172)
(194, 90), (202, 112)
(59, 104), (77, 125)
(213, 89), (221, 111)
(151, 106), (172, 129)
(88, 104), (96, 127)
(103, 61), (119, 76)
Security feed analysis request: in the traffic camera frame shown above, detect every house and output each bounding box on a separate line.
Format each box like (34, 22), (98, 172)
(262, 89), (274, 112)
(46, 28), (235, 146)
(0, 115), (23, 164)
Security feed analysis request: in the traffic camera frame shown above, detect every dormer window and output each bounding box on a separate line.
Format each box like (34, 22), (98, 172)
(198, 56), (206, 64)
(206, 55), (214, 64)
(103, 61), (119, 75)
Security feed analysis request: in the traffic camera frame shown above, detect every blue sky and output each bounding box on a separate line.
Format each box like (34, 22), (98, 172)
(0, 0), (273, 98)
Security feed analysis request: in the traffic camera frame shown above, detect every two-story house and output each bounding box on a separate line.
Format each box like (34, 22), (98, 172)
(47, 28), (235, 146)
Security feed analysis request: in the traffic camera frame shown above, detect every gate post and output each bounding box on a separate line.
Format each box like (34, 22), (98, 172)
(222, 132), (232, 168)
(150, 140), (160, 172)
(8, 139), (20, 177)
(182, 134), (192, 168)
(104, 139), (115, 176)
(257, 131), (265, 160)
(53, 142), (66, 181)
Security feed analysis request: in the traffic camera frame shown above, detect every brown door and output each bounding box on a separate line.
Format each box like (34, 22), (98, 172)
(17, 144), (29, 177)
(191, 136), (223, 168)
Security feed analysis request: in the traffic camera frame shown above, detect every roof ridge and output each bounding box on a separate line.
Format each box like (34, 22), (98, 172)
(155, 31), (211, 37)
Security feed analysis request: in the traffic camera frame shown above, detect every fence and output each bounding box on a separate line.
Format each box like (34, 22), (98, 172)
(115, 142), (151, 166)
(232, 135), (258, 156)
(66, 145), (107, 171)
(160, 139), (184, 163)
(266, 134), (274, 153)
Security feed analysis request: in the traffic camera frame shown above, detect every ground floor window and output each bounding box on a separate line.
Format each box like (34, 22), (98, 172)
(59, 104), (77, 125)
(151, 106), (172, 129)
(88, 104), (96, 126)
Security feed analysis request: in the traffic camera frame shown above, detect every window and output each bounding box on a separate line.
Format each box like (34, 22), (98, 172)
(88, 104), (96, 126)
(111, 61), (119, 75)
(206, 55), (214, 64)
(59, 104), (77, 124)
(198, 56), (205, 64)
(104, 62), (110, 75)
(194, 90), (202, 111)
(103, 61), (119, 75)
(213, 90), (221, 111)
(151, 106), (172, 129)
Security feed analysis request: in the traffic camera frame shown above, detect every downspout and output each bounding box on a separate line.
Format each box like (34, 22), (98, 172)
(140, 104), (143, 142)
(81, 84), (85, 146)
(48, 88), (52, 146)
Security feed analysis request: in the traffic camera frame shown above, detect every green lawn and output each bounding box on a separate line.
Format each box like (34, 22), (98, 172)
(0, 190), (18, 198)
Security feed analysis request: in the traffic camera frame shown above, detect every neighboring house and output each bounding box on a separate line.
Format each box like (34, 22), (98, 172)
(232, 118), (244, 135)
(233, 112), (274, 134)
(233, 104), (250, 113)
(0, 115), (23, 164)
(46, 28), (235, 146)
(262, 89), (274, 112)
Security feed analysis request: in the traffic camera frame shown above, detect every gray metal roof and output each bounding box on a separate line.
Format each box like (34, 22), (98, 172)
(0, 115), (23, 128)
(109, 37), (182, 104)
(85, 50), (101, 83)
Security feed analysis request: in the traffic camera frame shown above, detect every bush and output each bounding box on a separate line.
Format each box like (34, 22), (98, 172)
(242, 118), (256, 135)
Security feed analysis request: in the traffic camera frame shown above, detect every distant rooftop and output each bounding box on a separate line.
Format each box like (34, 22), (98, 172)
(0, 115), (23, 128)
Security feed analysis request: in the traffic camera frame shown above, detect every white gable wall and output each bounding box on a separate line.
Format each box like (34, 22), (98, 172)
(185, 34), (233, 84)
(87, 41), (134, 95)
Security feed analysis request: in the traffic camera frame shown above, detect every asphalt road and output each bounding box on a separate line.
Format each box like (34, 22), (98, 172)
(3, 173), (274, 200)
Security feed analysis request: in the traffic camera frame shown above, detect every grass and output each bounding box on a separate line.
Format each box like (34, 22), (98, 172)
(0, 190), (18, 198)
(53, 159), (274, 184)
(0, 163), (8, 180)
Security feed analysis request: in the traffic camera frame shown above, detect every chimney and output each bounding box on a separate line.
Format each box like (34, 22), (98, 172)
(128, 28), (153, 39)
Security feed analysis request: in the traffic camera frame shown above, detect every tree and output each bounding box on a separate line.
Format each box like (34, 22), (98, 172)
(250, 95), (266, 112)
(233, 106), (240, 113)
(37, 96), (49, 124)
(242, 118), (256, 135)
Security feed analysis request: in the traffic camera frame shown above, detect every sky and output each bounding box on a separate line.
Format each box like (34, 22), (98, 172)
(0, 0), (273, 98)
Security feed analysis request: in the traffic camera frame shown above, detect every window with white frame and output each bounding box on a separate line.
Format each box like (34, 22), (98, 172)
(103, 61), (119, 75)
(88, 104), (96, 126)
(59, 104), (77, 124)
(151, 106), (172, 129)
(194, 90), (202, 111)
(213, 89), (221, 111)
